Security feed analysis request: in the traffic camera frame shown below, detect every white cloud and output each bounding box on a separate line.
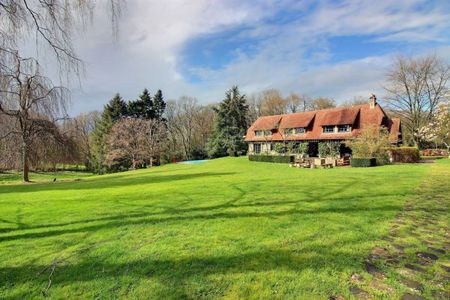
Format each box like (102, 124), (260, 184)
(56, 0), (450, 114)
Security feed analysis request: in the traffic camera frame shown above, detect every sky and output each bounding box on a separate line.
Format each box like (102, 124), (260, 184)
(57, 0), (450, 115)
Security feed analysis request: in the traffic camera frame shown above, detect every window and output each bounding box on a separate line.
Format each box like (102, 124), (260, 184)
(294, 127), (306, 135)
(255, 130), (271, 137)
(254, 143), (261, 154)
(323, 126), (335, 133)
(284, 127), (306, 135)
(270, 143), (274, 151)
(338, 125), (351, 132)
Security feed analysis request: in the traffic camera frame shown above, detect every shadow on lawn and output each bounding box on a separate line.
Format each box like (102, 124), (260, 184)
(0, 238), (369, 299)
(0, 181), (423, 240)
(0, 171), (236, 194)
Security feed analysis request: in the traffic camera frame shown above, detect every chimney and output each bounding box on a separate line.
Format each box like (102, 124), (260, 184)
(369, 93), (377, 109)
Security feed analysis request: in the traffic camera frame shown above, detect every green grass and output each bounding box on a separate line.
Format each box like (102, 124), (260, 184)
(0, 157), (443, 299)
(0, 170), (93, 185)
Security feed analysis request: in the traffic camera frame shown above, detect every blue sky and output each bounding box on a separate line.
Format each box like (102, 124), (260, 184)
(64, 0), (450, 115)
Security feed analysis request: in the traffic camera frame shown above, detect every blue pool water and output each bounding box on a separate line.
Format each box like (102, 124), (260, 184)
(178, 160), (209, 164)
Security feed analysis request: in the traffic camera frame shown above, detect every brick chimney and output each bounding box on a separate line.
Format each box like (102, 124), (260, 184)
(369, 93), (377, 109)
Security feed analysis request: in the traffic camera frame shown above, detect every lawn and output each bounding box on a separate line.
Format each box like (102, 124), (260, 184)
(0, 157), (447, 299)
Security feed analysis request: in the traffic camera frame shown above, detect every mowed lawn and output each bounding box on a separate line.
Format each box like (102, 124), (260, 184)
(0, 157), (440, 299)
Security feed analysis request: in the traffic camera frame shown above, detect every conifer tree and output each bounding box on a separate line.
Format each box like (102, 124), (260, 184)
(207, 86), (249, 157)
(106, 93), (128, 121)
(153, 90), (166, 122)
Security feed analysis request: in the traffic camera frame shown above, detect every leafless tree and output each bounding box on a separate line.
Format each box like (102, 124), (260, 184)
(106, 117), (166, 169)
(384, 55), (450, 146)
(309, 97), (336, 110)
(1, 0), (122, 74)
(341, 96), (368, 107)
(165, 97), (215, 160)
(63, 111), (100, 167)
(259, 89), (287, 116)
(286, 92), (310, 113)
(0, 49), (69, 181)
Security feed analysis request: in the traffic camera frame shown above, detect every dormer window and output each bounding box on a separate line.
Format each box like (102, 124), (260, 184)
(284, 127), (306, 136)
(338, 125), (351, 132)
(255, 130), (271, 137)
(323, 126), (334, 133)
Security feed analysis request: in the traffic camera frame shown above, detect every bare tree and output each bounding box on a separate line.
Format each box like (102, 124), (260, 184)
(1, 0), (122, 73)
(309, 97), (336, 110)
(260, 89), (287, 116)
(0, 49), (70, 181)
(341, 96), (368, 107)
(384, 55), (450, 146)
(286, 92), (310, 113)
(63, 111), (100, 167)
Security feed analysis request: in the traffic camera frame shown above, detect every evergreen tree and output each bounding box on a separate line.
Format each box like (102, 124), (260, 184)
(127, 89), (155, 119)
(89, 93), (126, 173)
(89, 108), (113, 173)
(153, 90), (166, 122)
(106, 93), (128, 121)
(207, 86), (249, 157)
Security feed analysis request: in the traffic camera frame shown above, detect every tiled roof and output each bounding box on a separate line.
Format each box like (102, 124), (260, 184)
(245, 103), (402, 143)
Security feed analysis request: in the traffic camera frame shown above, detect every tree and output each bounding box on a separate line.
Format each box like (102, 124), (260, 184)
(90, 108), (114, 173)
(128, 88), (154, 119)
(0, 49), (69, 181)
(417, 103), (450, 154)
(342, 96), (368, 107)
(106, 118), (165, 169)
(1, 1), (121, 74)
(153, 90), (166, 122)
(106, 94), (128, 121)
(260, 89), (287, 116)
(384, 55), (450, 146)
(309, 97), (336, 110)
(63, 112), (100, 168)
(346, 125), (391, 164)
(286, 93), (310, 113)
(207, 86), (248, 157)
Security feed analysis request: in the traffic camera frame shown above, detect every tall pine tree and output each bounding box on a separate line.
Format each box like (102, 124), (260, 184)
(153, 90), (166, 122)
(106, 93), (128, 121)
(207, 86), (248, 157)
(128, 89), (154, 119)
(89, 93), (126, 173)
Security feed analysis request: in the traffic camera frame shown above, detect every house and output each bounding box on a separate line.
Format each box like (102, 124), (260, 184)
(245, 94), (402, 157)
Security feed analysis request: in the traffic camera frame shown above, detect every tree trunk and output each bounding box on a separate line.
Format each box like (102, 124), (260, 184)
(149, 157), (153, 167)
(22, 140), (30, 182)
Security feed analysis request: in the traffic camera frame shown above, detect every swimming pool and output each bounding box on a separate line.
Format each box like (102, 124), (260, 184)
(177, 160), (209, 164)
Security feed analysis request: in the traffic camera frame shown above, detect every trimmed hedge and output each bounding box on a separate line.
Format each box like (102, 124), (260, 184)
(350, 158), (377, 167)
(248, 155), (293, 164)
(420, 149), (449, 157)
(389, 147), (420, 163)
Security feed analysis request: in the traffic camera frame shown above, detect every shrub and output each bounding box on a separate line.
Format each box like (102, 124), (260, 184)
(318, 141), (341, 157)
(389, 147), (420, 163)
(350, 158), (377, 167)
(346, 125), (391, 163)
(420, 149), (449, 157)
(248, 155), (293, 163)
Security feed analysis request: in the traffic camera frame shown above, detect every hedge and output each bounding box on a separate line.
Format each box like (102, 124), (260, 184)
(420, 149), (449, 157)
(389, 147), (420, 163)
(350, 158), (377, 167)
(248, 155), (293, 164)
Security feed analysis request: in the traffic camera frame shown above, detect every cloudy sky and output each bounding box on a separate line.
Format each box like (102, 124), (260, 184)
(63, 0), (450, 115)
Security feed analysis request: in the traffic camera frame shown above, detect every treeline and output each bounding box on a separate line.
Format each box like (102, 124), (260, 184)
(38, 86), (250, 174)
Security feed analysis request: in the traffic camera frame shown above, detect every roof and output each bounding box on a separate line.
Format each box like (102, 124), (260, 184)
(245, 103), (401, 143)
(252, 115), (282, 130)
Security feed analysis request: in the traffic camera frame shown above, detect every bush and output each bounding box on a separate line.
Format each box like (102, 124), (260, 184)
(350, 158), (377, 167)
(389, 147), (420, 163)
(248, 155), (293, 164)
(420, 149), (449, 157)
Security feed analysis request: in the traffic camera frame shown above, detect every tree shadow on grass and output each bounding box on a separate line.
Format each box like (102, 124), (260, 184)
(0, 239), (372, 299)
(0, 201), (430, 243)
(0, 172), (236, 194)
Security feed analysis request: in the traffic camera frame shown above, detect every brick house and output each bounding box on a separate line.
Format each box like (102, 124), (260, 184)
(244, 95), (402, 157)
